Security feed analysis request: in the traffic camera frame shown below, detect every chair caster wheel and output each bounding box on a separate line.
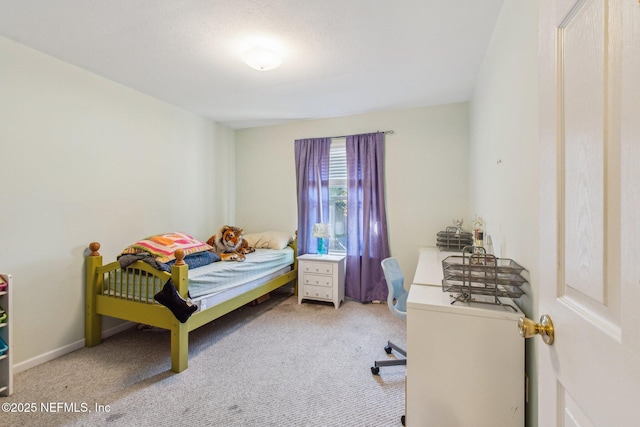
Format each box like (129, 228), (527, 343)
(401, 415), (405, 425)
(384, 345), (392, 354)
(371, 366), (380, 375)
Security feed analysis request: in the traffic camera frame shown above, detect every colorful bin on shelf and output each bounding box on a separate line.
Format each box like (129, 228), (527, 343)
(0, 336), (7, 356)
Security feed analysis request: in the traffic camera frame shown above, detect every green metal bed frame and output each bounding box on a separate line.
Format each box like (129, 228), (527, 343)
(85, 237), (298, 373)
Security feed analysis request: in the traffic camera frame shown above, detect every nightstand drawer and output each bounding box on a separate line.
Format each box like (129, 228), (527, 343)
(301, 262), (334, 275)
(303, 274), (333, 287)
(302, 284), (333, 300)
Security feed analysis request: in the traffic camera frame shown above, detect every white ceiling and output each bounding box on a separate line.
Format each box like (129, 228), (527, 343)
(0, 0), (504, 129)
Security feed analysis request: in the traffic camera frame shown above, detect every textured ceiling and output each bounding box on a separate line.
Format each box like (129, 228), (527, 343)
(0, 0), (504, 129)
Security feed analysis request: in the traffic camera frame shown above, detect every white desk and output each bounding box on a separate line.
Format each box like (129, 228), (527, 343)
(405, 248), (524, 427)
(411, 247), (458, 286)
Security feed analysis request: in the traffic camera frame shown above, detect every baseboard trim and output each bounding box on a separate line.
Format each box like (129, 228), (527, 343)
(14, 322), (134, 374)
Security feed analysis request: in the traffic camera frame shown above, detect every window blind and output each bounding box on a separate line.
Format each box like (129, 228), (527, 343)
(329, 139), (346, 181)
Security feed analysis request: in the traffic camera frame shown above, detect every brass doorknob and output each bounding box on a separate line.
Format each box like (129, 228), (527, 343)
(518, 315), (554, 345)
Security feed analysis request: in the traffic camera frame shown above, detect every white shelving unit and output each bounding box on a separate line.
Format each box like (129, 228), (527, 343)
(0, 273), (13, 396)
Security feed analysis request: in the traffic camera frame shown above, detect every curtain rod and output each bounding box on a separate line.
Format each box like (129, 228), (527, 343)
(328, 130), (395, 139)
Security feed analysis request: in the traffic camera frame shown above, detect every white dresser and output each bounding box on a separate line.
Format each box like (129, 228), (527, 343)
(406, 248), (524, 427)
(297, 254), (345, 309)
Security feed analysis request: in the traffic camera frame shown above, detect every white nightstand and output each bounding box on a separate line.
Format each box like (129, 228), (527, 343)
(297, 254), (345, 309)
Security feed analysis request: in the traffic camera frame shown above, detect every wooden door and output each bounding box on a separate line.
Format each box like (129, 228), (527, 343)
(538, 0), (640, 425)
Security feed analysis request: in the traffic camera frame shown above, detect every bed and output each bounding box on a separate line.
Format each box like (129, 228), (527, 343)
(85, 231), (298, 373)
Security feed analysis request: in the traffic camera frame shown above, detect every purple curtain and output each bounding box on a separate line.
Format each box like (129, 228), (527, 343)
(345, 132), (390, 302)
(294, 137), (331, 255)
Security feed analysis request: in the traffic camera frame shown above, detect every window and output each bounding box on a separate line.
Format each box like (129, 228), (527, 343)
(295, 132), (389, 301)
(329, 139), (347, 253)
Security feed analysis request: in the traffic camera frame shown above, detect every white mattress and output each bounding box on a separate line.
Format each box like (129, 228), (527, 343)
(186, 247), (294, 298)
(191, 265), (292, 312)
(105, 247), (295, 303)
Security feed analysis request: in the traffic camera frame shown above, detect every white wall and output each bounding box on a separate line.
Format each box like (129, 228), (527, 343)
(469, 1), (539, 425)
(235, 103), (470, 281)
(0, 36), (234, 370)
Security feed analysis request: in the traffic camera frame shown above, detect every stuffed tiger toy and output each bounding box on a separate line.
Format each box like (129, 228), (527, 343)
(207, 225), (255, 261)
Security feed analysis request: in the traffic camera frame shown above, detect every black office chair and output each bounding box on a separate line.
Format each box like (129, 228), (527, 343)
(371, 257), (407, 375)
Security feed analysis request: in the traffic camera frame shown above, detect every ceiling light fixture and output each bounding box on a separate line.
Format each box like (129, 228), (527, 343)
(242, 47), (282, 71)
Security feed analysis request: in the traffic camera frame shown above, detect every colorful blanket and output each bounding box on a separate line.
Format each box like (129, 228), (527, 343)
(121, 232), (213, 263)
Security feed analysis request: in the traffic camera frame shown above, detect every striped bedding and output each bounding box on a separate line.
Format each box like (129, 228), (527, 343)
(105, 247), (294, 301)
(186, 247), (294, 298)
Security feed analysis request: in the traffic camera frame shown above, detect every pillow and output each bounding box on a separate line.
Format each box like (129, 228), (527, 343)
(121, 232), (213, 263)
(243, 231), (293, 250)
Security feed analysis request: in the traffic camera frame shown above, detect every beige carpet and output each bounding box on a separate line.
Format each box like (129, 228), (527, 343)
(1, 287), (407, 427)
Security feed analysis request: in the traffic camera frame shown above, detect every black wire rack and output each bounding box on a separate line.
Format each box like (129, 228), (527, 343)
(441, 246), (527, 310)
(436, 226), (474, 252)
